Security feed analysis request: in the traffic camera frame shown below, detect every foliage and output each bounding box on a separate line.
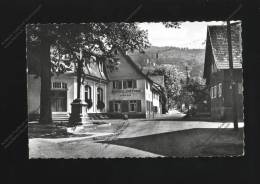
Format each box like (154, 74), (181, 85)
(97, 101), (105, 110)
(176, 78), (209, 110)
(27, 23), (150, 75)
(85, 99), (93, 109)
(151, 64), (183, 108)
(162, 22), (181, 28)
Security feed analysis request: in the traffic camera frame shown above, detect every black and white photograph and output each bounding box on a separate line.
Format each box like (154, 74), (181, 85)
(27, 21), (244, 158)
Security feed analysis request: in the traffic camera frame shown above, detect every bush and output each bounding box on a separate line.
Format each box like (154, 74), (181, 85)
(85, 99), (93, 109)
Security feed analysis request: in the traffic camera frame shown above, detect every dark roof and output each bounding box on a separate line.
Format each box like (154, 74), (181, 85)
(207, 23), (242, 69)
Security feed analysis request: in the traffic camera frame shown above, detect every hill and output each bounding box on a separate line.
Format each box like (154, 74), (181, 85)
(128, 46), (205, 81)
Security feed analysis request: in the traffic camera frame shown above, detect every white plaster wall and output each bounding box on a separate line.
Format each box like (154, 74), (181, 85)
(28, 72), (108, 114)
(107, 79), (146, 113)
(152, 92), (161, 114)
(145, 80), (152, 102)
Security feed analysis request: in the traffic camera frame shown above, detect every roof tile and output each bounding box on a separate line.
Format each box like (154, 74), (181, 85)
(208, 23), (242, 69)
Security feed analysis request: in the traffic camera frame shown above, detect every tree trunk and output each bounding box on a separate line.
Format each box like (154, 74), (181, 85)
(39, 41), (52, 124)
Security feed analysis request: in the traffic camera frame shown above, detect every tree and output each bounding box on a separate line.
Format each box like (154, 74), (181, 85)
(150, 64), (183, 109)
(175, 77), (209, 114)
(27, 23), (150, 124)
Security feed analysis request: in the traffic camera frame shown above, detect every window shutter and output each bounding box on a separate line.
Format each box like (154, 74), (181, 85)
(109, 101), (114, 112)
(137, 100), (141, 112)
(121, 100), (129, 112)
(113, 81), (116, 89)
(118, 81), (122, 89)
(133, 80), (137, 88)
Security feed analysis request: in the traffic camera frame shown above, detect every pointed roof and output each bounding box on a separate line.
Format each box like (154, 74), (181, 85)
(116, 48), (154, 84)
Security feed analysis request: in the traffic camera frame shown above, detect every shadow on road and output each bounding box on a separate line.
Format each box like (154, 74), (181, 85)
(98, 128), (244, 157)
(141, 115), (216, 122)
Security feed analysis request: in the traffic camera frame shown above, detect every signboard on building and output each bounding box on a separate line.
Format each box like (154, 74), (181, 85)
(112, 89), (143, 97)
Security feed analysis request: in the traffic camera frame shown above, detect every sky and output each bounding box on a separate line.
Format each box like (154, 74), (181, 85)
(138, 21), (225, 49)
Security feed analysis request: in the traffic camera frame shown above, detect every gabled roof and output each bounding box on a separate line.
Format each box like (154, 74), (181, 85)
(83, 61), (107, 81)
(117, 48), (154, 84)
(116, 48), (165, 94)
(206, 22), (242, 70)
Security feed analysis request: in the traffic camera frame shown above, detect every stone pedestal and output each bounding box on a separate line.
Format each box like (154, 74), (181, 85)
(69, 98), (90, 125)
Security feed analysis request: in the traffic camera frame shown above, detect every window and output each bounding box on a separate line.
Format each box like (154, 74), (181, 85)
(113, 80), (122, 89)
(127, 80), (133, 88)
(97, 87), (103, 102)
(211, 86), (217, 99)
(214, 86), (217, 98)
(52, 82), (67, 90)
(129, 100), (137, 112)
(122, 80), (137, 89)
(85, 85), (91, 101)
(114, 101), (121, 112)
(218, 83), (222, 97)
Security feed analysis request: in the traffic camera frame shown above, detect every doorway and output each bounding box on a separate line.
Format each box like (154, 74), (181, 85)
(51, 90), (67, 112)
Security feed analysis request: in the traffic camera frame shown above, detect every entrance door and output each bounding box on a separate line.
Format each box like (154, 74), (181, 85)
(51, 90), (67, 112)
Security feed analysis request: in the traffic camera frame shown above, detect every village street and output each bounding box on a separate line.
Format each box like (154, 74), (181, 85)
(29, 110), (244, 158)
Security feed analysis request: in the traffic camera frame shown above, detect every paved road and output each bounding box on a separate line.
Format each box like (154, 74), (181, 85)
(29, 111), (244, 158)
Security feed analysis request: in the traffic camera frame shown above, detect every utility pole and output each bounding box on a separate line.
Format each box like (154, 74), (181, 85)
(226, 21), (238, 130)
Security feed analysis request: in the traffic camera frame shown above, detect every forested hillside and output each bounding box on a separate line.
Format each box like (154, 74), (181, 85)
(128, 46), (206, 82)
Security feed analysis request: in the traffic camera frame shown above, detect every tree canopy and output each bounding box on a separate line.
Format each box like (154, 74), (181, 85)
(27, 23), (151, 74)
(150, 64), (184, 109)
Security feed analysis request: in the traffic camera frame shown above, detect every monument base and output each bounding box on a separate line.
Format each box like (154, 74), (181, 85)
(69, 98), (90, 126)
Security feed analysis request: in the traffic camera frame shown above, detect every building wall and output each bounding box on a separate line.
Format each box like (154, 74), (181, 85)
(223, 69), (243, 120)
(152, 91), (161, 114)
(209, 70), (225, 120)
(82, 80), (107, 113)
(106, 51), (165, 118)
(28, 73), (108, 116)
(208, 69), (243, 121)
